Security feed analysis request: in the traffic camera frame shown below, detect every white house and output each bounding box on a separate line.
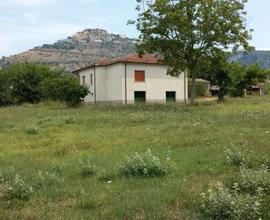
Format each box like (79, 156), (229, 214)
(73, 54), (188, 104)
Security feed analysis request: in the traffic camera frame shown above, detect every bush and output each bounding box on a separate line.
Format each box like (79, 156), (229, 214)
(232, 166), (270, 194)
(25, 126), (39, 135)
(41, 75), (89, 107)
(37, 170), (63, 188)
(0, 63), (88, 107)
(199, 182), (263, 220)
(62, 116), (75, 124)
(78, 158), (97, 177)
(188, 79), (210, 97)
(3, 175), (34, 200)
(7, 63), (57, 104)
(119, 149), (171, 177)
(225, 147), (251, 167)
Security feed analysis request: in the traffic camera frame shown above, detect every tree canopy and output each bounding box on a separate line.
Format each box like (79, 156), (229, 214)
(133, 0), (253, 103)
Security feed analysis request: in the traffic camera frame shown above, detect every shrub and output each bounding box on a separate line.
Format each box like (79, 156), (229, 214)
(41, 75), (89, 107)
(0, 63), (88, 107)
(119, 149), (171, 177)
(199, 182), (263, 220)
(233, 166), (270, 194)
(262, 82), (270, 95)
(37, 170), (63, 188)
(225, 147), (251, 167)
(188, 79), (210, 97)
(4, 175), (34, 200)
(25, 126), (39, 135)
(0, 71), (15, 106)
(63, 116), (75, 124)
(260, 157), (270, 169)
(7, 63), (57, 104)
(78, 158), (97, 177)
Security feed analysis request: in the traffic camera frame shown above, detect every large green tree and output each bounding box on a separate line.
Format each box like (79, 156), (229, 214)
(133, 0), (253, 104)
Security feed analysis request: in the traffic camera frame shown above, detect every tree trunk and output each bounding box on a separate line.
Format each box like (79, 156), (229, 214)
(190, 74), (196, 105)
(218, 86), (225, 102)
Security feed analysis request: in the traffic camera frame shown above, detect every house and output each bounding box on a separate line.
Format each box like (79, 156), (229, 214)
(73, 54), (188, 104)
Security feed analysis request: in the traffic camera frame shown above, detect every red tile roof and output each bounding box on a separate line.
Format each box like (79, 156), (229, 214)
(73, 54), (163, 73)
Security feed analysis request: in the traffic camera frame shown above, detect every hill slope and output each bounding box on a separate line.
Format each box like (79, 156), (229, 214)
(0, 29), (137, 72)
(231, 51), (270, 69)
(1, 28), (270, 71)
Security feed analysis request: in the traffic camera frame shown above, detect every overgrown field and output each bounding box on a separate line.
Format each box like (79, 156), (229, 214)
(0, 97), (270, 219)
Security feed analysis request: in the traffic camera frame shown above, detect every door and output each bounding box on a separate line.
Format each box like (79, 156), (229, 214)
(134, 91), (146, 103)
(166, 91), (176, 102)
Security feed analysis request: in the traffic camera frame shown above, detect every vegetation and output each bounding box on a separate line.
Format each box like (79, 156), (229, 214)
(0, 63), (88, 107)
(199, 53), (269, 101)
(0, 96), (270, 219)
(118, 149), (171, 177)
(199, 182), (263, 220)
(133, 0), (252, 104)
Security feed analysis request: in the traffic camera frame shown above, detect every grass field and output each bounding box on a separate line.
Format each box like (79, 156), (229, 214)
(0, 96), (270, 219)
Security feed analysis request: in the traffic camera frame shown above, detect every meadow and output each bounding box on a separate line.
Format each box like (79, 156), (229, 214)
(0, 96), (270, 219)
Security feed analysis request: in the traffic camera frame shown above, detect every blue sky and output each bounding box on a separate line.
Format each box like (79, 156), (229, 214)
(0, 0), (269, 57)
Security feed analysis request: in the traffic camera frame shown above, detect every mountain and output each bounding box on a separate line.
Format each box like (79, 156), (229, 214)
(1, 28), (270, 72)
(0, 29), (137, 72)
(230, 51), (270, 69)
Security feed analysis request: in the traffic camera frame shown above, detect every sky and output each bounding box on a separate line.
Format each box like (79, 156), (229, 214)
(0, 0), (269, 57)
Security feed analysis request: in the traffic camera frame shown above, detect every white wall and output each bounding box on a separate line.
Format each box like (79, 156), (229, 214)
(106, 63), (125, 102)
(126, 64), (187, 103)
(78, 69), (94, 103)
(78, 63), (188, 103)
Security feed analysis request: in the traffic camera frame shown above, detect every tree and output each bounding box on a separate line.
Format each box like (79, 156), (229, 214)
(228, 63), (269, 96)
(133, 0), (253, 104)
(198, 50), (231, 102)
(0, 69), (14, 106)
(0, 63), (88, 107)
(7, 63), (57, 103)
(41, 75), (89, 107)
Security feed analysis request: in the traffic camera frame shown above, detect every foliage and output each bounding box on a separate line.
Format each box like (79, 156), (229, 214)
(228, 63), (269, 97)
(25, 126), (40, 135)
(0, 70), (15, 105)
(188, 79), (209, 97)
(78, 158), (97, 177)
(37, 170), (63, 188)
(233, 166), (270, 194)
(199, 182), (263, 220)
(6, 63), (57, 104)
(0, 63), (88, 107)
(261, 82), (270, 95)
(3, 175), (34, 200)
(119, 149), (171, 177)
(41, 75), (89, 107)
(225, 147), (251, 167)
(133, 0), (252, 103)
(197, 50), (231, 101)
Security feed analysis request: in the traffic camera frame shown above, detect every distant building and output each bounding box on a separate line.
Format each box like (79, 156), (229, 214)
(73, 54), (188, 104)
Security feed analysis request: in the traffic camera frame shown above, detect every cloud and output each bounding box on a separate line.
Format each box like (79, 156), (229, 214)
(0, 0), (53, 7)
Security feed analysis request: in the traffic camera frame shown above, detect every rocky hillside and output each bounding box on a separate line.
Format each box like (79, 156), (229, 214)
(1, 28), (270, 72)
(0, 29), (137, 72)
(230, 51), (270, 69)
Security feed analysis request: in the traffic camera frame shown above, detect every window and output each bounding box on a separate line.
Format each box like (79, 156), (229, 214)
(134, 91), (146, 103)
(135, 70), (145, 82)
(166, 91), (176, 102)
(82, 76), (86, 86)
(90, 74), (93, 85)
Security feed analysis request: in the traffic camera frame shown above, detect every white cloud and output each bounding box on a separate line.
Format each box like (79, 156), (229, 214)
(0, 0), (53, 7)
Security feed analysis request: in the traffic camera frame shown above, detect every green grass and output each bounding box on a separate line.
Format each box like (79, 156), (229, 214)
(0, 96), (270, 219)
